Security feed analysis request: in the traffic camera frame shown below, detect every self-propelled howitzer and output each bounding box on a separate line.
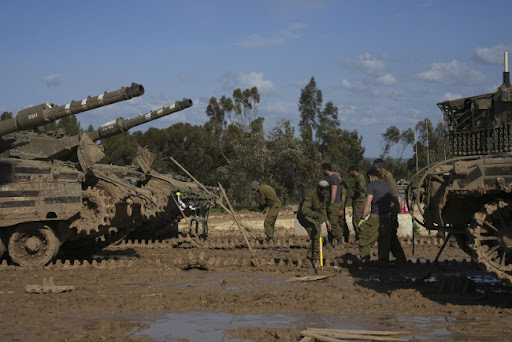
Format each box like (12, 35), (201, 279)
(5, 98), (192, 161)
(407, 52), (512, 285)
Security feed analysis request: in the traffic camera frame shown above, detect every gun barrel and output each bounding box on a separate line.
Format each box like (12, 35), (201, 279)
(88, 98), (193, 141)
(0, 83), (145, 136)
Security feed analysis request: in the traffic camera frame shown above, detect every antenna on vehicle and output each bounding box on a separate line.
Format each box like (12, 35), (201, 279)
(504, 52), (510, 86)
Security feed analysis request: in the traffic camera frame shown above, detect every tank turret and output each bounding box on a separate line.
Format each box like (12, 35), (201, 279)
(5, 98), (192, 160)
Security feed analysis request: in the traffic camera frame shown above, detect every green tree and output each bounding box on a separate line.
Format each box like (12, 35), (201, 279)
(159, 123), (223, 185)
(381, 125), (415, 161)
(205, 95), (233, 140)
(232, 87), (260, 127)
(409, 118), (450, 170)
(267, 119), (322, 202)
(56, 115), (81, 135)
(298, 77), (322, 143)
(100, 132), (138, 166)
(217, 118), (269, 205)
(316, 100), (340, 154)
(1, 112), (13, 120)
(381, 125), (400, 158)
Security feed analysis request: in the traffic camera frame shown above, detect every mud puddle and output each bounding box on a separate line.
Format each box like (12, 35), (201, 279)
(124, 311), (454, 341)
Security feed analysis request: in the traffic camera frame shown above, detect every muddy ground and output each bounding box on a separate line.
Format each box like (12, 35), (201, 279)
(1, 207), (512, 342)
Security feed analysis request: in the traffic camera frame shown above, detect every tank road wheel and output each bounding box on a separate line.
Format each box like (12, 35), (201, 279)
(8, 224), (60, 267)
(469, 200), (512, 286)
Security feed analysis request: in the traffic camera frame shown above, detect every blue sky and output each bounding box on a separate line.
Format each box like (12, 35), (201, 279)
(1, 0), (511, 158)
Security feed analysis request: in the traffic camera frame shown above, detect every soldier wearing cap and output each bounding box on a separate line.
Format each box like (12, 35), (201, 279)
(250, 181), (281, 241)
(372, 159), (406, 262)
(297, 180), (332, 264)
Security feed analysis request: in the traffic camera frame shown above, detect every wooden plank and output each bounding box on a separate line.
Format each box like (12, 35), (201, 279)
(302, 328), (409, 341)
(306, 328), (408, 336)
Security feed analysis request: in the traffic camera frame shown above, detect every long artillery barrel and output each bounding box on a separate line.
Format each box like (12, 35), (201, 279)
(87, 98), (193, 141)
(0, 83), (144, 136)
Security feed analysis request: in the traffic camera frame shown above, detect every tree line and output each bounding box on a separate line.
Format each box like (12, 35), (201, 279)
(1, 77), (451, 206)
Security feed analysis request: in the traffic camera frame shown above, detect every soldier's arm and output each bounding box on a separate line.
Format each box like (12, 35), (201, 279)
(386, 173), (398, 196)
(258, 190), (266, 210)
(330, 184), (337, 205)
(362, 194), (373, 219)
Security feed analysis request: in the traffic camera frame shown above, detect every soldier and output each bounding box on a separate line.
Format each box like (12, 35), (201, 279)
(321, 163), (344, 247)
(297, 180), (332, 266)
(349, 165), (366, 242)
(372, 159), (406, 262)
(250, 181), (281, 242)
(334, 169), (350, 242)
(358, 167), (398, 263)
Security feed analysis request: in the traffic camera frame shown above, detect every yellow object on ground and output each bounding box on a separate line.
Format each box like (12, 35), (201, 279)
(319, 236), (323, 268)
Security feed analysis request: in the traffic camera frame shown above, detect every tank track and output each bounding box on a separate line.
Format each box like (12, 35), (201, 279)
(116, 236), (450, 250)
(0, 251), (474, 271)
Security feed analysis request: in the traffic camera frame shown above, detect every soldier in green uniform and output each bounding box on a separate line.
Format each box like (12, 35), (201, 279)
(349, 165), (366, 242)
(297, 180), (331, 264)
(334, 170), (350, 242)
(250, 181), (281, 241)
(372, 159), (406, 262)
(322, 163), (344, 247)
(358, 167), (397, 263)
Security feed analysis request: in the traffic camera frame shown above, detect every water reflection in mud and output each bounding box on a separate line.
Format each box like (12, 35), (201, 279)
(133, 311), (453, 341)
(135, 312), (359, 341)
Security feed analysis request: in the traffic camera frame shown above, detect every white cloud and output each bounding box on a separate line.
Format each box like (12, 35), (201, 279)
(341, 79), (367, 92)
(352, 53), (386, 75)
(473, 44), (512, 65)
(237, 23), (307, 48)
(375, 73), (397, 85)
(440, 92), (463, 101)
(417, 60), (486, 84)
(42, 74), (63, 88)
(220, 71), (277, 95)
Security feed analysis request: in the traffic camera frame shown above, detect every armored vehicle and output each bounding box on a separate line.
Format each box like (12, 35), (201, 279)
(408, 52), (512, 285)
(1, 96), (213, 264)
(0, 83), (145, 266)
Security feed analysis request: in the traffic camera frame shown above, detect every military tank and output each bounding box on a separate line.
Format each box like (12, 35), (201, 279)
(1, 96), (214, 263)
(407, 52), (512, 285)
(0, 83), (145, 266)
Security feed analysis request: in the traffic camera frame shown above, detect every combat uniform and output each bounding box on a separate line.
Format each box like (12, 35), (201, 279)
(380, 170), (406, 261)
(257, 184), (281, 239)
(326, 173), (343, 245)
(339, 179), (350, 241)
(358, 180), (393, 262)
(297, 188), (328, 261)
(351, 173), (366, 241)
